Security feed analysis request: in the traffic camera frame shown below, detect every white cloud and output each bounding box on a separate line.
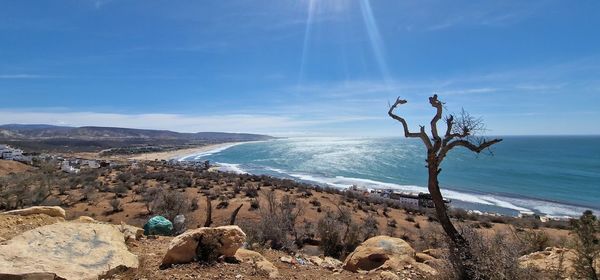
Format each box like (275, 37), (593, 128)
(0, 74), (45, 79)
(0, 111), (380, 136)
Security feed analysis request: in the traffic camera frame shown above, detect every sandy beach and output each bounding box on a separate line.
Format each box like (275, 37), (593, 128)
(127, 142), (243, 161)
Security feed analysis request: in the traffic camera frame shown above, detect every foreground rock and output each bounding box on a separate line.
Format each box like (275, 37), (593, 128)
(343, 235), (436, 276)
(1, 206), (66, 219)
(0, 222), (138, 280)
(235, 248), (280, 278)
(161, 225), (246, 267)
(519, 247), (574, 274)
(0, 213), (64, 241)
(73, 216), (143, 242)
(519, 247), (600, 279)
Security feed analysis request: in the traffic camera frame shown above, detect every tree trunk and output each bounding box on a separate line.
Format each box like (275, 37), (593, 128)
(204, 197), (213, 227)
(229, 204), (243, 225)
(427, 160), (478, 280)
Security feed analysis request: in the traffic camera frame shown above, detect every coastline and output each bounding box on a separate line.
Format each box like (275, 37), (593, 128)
(127, 142), (244, 161)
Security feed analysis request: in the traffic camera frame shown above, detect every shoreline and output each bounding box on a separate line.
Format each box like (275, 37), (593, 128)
(206, 162), (595, 218)
(127, 142), (244, 161)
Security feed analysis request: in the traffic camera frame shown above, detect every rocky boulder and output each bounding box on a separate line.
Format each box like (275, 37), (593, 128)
(1, 206), (66, 219)
(161, 225), (246, 267)
(0, 222), (138, 280)
(519, 247), (600, 278)
(343, 235), (436, 276)
(235, 248), (279, 278)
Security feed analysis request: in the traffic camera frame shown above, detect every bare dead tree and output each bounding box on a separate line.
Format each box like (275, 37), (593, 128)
(229, 204), (244, 225)
(388, 94), (502, 279)
(204, 196), (213, 227)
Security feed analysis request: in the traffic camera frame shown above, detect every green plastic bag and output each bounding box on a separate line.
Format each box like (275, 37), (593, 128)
(143, 215), (173, 236)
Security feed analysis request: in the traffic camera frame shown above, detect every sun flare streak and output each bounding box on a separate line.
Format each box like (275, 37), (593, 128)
(359, 0), (392, 87)
(299, 0), (317, 84)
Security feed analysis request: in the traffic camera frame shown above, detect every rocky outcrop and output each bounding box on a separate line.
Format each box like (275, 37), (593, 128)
(1, 206), (66, 219)
(0, 213), (64, 241)
(0, 222), (138, 280)
(343, 235), (436, 276)
(519, 247), (600, 279)
(321, 257), (343, 270)
(235, 249), (279, 278)
(415, 252), (436, 263)
(73, 216), (143, 242)
(161, 225), (246, 267)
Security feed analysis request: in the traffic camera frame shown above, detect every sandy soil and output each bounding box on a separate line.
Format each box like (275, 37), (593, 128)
(0, 160), (34, 176)
(128, 142), (243, 161)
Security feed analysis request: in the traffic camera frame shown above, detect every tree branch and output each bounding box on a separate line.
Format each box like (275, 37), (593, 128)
(388, 97), (432, 149)
(444, 115), (454, 138)
(440, 138), (503, 160)
(429, 94), (443, 140)
(429, 94), (443, 151)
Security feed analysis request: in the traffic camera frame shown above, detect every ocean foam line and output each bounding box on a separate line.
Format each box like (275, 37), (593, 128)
(206, 163), (592, 217)
(215, 162), (248, 174)
(178, 142), (246, 161)
(265, 169), (541, 215)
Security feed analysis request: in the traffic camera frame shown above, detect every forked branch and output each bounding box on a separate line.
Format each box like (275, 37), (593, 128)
(441, 138), (503, 158)
(388, 97), (432, 149)
(429, 94), (443, 141)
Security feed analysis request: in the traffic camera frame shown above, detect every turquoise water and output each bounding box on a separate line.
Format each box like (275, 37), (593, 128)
(181, 136), (600, 217)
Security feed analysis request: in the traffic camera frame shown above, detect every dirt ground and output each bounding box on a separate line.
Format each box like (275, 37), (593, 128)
(0, 160), (34, 176)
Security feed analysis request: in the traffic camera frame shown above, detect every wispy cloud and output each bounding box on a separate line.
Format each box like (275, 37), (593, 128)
(0, 74), (47, 79)
(0, 111), (381, 136)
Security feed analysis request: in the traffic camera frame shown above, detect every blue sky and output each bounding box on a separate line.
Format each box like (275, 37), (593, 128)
(1, 0), (599, 136)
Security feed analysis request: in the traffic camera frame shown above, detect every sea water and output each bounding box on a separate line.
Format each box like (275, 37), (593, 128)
(181, 136), (600, 217)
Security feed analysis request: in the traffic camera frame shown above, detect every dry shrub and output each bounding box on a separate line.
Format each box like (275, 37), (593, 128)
(439, 227), (540, 280)
(150, 188), (190, 223)
(241, 191), (304, 251)
(317, 205), (363, 259)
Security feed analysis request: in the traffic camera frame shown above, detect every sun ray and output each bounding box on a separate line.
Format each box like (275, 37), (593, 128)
(359, 0), (392, 87)
(299, 0), (317, 84)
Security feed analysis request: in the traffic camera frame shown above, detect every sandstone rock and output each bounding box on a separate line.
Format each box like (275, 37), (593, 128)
(235, 249), (279, 278)
(0, 222), (138, 280)
(161, 225), (246, 267)
(118, 222), (144, 241)
(379, 271), (400, 280)
(73, 217), (143, 241)
(235, 248), (265, 262)
(279, 256), (295, 265)
(517, 247), (599, 278)
(422, 248), (444, 259)
(306, 256), (323, 266)
(256, 259), (280, 278)
(343, 235), (436, 276)
(415, 252), (435, 263)
(0, 214), (64, 241)
(321, 256), (343, 270)
(1, 206), (66, 219)
(74, 216), (97, 223)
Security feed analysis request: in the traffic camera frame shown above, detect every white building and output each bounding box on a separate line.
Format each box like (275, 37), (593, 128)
(81, 159), (100, 169)
(61, 160), (80, 174)
(0, 144), (24, 160)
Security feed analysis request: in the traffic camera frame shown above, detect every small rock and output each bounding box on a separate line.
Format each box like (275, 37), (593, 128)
(280, 256), (295, 265)
(380, 271), (400, 280)
(1, 206), (66, 219)
(415, 252), (435, 263)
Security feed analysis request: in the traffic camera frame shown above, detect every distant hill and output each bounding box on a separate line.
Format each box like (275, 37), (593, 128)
(0, 124), (274, 141)
(0, 124), (275, 152)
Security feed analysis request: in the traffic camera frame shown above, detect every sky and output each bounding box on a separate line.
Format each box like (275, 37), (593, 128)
(1, 0), (599, 137)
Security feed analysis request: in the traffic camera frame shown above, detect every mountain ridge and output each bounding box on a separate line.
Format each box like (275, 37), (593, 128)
(0, 124), (274, 141)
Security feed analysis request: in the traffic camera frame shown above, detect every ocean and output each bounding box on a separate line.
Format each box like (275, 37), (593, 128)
(180, 136), (600, 218)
